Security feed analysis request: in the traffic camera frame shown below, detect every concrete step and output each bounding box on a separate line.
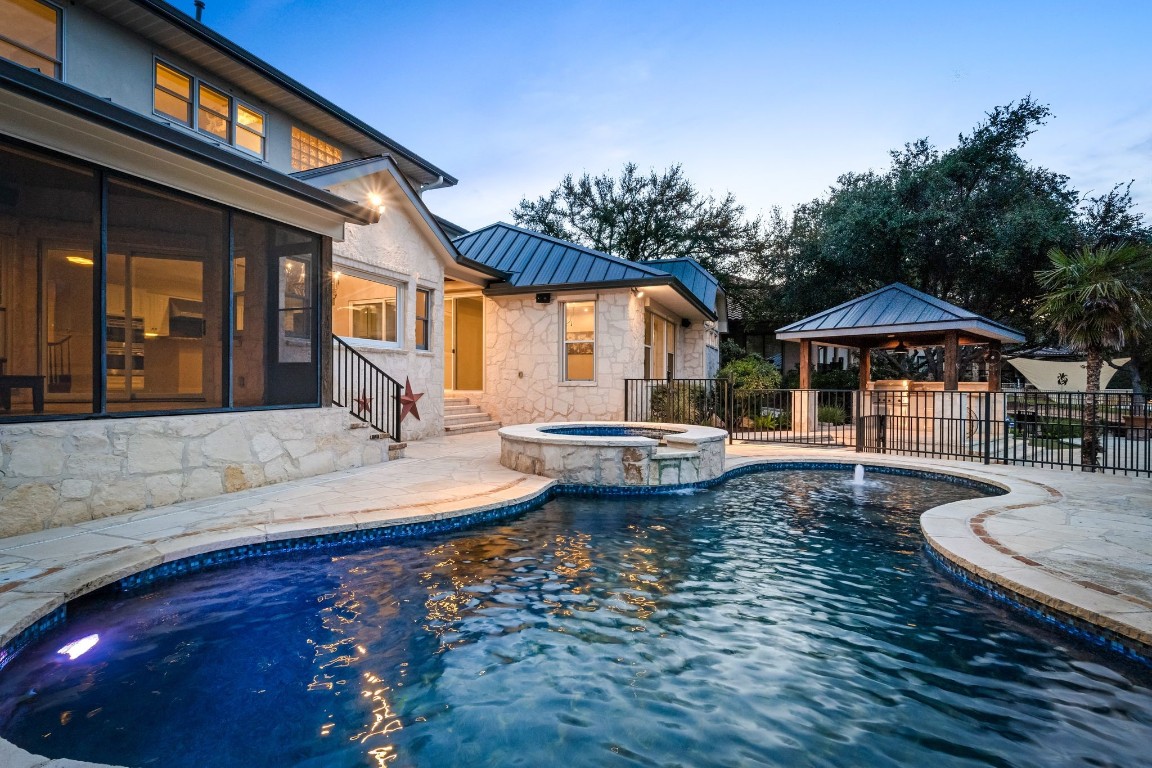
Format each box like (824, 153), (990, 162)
(444, 420), (501, 435)
(444, 412), (493, 427)
(445, 404), (484, 416)
(444, 396), (471, 406)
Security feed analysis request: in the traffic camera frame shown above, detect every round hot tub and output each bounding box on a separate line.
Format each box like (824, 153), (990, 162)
(498, 421), (727, 487)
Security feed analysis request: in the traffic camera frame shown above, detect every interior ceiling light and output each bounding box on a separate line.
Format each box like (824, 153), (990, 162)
(893, 340), (909, 354)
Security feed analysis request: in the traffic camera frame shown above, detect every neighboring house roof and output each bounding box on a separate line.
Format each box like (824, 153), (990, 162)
(89, 0), (456, 188)
(776, 282), (1025, 346)
(453, 223), (722, 321)
(0, 58), (374, 231)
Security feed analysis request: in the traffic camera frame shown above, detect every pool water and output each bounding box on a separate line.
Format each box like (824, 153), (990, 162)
(1, 470), (1150, 768)
(538, 425), (673, 438)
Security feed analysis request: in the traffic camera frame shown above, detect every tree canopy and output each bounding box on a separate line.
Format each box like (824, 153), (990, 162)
(511, 163), (764, 288)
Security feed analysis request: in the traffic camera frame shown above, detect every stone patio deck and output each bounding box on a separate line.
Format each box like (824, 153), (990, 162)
(0, 431), (1149, 767)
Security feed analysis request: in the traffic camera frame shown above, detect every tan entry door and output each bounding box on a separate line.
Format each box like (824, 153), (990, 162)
(444, 296), (483, 390)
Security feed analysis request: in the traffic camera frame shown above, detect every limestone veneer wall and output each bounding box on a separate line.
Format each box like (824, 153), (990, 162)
(329, 180), (446, 441)
(469, 291), (646, 426)
(678, 324), (721, 379)
(0, 407), (385, 537)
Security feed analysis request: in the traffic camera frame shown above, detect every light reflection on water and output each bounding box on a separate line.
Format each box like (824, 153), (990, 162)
(0, 470), (1150, 768)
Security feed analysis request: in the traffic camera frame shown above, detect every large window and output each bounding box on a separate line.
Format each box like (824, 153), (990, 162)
(153, 61), (266, 158)
(106, 180), (225, 410)
(0, 137), (322, 420)
(644, 311), (676, 380)
(291, 127), (342, 171)
(562, 300), (595, 382)
(0, 0), (61, 79)
(0, 143), (97, 416)
(332, 272), (400, 345)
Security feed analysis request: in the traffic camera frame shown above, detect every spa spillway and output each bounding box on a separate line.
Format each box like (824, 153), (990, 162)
(498, 422), (727, 487)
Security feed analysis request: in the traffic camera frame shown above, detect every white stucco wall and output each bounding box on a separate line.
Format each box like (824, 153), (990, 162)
(329, 181), (447, 441)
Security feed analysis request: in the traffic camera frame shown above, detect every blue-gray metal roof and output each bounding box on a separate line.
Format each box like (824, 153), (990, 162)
(453, 223), (721, 317)
(776, 283), (1025, 345)
(639, 258), (719, 313)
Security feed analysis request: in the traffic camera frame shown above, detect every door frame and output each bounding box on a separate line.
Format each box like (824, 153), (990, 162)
(444, 293), (484, 391)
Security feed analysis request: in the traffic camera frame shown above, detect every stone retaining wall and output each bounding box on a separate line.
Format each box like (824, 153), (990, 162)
(0, 407), (386, 536)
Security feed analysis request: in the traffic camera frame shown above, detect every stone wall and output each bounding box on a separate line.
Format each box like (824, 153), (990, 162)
(468, 290), (646, 426)
(0, 407), (385, 537)
(678, 324), (721, 379)
(329, 179), (447, 441)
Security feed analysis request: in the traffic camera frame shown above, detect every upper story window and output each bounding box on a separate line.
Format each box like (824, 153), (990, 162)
(153, 60), (266, 159)
(292, 126), (342, 171)
(562, 300), (596, 382)
(0, 0), (62, 79)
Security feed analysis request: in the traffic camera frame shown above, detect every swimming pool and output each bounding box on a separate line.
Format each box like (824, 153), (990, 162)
(1, 469), (1149, 767)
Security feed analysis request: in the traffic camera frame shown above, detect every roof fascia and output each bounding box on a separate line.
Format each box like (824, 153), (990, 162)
(0, 61), (373, 225)
(776, 319), (1025, 344)
(120, 0), (457, 186)
(484, 275), (717, 320)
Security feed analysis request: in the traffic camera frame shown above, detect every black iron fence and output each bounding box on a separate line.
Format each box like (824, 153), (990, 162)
(624, 378), (1152, 476)
(332, 336), (403, 442)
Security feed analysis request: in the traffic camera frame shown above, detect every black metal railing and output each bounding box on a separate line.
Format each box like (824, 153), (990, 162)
(332, 335), (403, 442)
(625, 379), (1152, 476)
(732, 388), (857, 447)
(624, 378), (731, 437)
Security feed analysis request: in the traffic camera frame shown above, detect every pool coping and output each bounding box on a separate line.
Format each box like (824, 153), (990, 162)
(0, 436), (1149, 766)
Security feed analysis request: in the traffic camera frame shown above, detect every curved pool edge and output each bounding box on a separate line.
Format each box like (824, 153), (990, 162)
(0, 444), (1149, 766)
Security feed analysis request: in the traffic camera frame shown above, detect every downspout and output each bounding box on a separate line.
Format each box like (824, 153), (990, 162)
(419, 175), (448, 197)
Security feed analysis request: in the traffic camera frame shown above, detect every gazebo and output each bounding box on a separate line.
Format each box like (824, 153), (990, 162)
(776, 283), (1025, 391)
(775, 283), (1025, 438)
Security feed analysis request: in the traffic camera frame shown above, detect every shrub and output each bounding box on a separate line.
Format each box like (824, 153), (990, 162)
(718, 354), (782, 390)
(650, 383), (716, 425)
(817, 405), (847, 425)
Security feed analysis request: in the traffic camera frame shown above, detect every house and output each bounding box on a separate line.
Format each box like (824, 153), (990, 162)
(0, 0), (493, 535)
(449, 223), (726, 425)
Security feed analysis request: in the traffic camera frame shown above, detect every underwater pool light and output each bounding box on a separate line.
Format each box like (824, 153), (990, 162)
(57, 634), (99, 660)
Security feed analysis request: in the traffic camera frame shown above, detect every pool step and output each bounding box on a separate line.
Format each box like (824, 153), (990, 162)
(443, 395), (501, 434)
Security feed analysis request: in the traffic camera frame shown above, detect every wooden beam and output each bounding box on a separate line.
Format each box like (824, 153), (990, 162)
(986, 341), (1002, 391)
(943, 330), (959, 391)
(858, 347), (871, 391)
(798, 341), (811, 389)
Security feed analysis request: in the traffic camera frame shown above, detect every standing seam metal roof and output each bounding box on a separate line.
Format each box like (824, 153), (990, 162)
(452, 223), (720, 314)
(775, 283), (1024, 342)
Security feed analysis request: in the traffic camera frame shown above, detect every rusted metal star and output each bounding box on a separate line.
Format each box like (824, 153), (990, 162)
(354, 389), (373, 415)
(400, 377), (424, 421)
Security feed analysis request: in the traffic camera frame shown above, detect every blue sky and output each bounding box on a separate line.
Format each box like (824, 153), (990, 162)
(202, 0), (1150, 231)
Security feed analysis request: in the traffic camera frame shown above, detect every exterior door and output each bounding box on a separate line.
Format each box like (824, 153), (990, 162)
(444, 296), (483, 390)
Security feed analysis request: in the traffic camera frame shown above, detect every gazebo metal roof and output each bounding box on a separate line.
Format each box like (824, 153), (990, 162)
(775, 283), (1025, 349)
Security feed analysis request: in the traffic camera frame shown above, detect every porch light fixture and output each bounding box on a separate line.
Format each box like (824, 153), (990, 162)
(366, 192), (385, 215)
(892, 340), (909, 355)
(631, 288), (645, 298)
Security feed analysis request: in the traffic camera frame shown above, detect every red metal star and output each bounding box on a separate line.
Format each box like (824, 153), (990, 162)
(354, 389), (373, 416)
(400, 377), (424, 421)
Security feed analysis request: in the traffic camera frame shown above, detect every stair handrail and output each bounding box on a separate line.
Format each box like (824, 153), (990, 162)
(332, 335), (403, 442)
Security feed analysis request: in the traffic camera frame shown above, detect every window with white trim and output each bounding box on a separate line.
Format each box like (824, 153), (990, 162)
(153, 60), (267, 158)
(333, 272), (402, 346)
(562, 300), (595, 381)
(0, 0), (61, 79)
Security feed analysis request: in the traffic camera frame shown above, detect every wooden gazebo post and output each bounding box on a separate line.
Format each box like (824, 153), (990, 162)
(943, 330), (959, 391)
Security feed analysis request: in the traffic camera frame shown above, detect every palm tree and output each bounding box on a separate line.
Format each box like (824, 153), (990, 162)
(1034, 244), (1152, 470)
